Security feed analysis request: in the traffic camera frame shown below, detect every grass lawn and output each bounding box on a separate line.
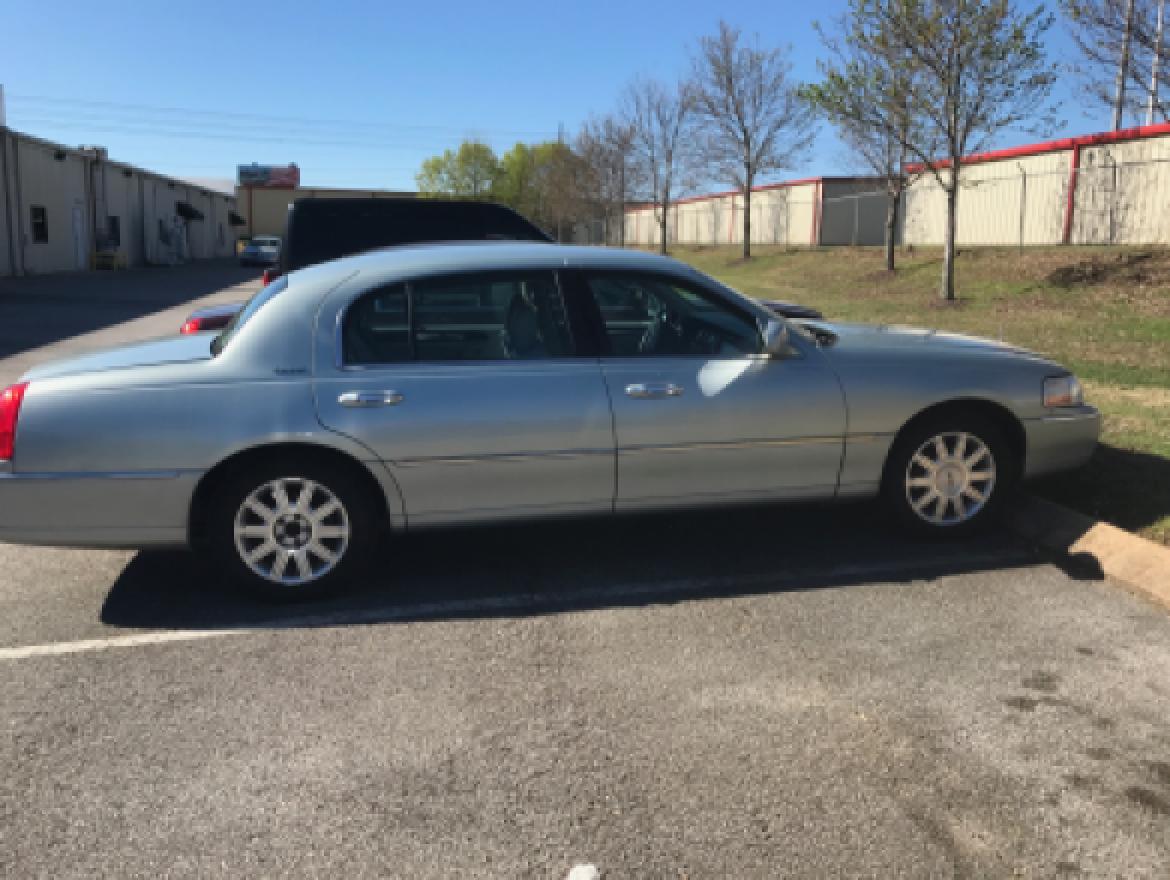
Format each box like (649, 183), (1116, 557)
(666, 244), (1170, 545)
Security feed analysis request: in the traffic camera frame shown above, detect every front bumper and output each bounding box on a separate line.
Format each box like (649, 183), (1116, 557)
(1022, 406), (1101, 479)
(0, 467), (199, 548)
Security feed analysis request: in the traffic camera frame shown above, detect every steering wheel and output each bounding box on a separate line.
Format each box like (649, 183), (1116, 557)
(638, 310), (686, 355)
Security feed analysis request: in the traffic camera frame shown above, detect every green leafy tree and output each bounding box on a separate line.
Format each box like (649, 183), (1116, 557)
(804, 0), (1057, 301)
(415, 140), (500, 198)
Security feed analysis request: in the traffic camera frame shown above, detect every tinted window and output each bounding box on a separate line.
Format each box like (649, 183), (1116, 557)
(342, 271), (574, 365)
(585, 273), (762, 357)
(341, 284), (410, 364)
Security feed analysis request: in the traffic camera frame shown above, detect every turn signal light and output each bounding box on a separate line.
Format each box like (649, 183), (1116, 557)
(180, 318), (202, 335)
(0, 382), (29, 461)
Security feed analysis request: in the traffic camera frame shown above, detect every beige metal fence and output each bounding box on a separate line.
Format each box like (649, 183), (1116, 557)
(900, 155), (1170, 247)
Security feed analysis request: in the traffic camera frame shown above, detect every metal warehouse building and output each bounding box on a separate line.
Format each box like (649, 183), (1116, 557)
(0, 126), (241, 277)
(900, 122), (1170, 247)
(623, 177), (890, 248)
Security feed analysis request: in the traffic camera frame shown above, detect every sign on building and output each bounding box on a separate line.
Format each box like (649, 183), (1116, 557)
(237, 163), (301, 188)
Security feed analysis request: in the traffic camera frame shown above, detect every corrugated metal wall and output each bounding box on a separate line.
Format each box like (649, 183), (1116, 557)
(1073, 137), (1170, 245)
(899, 131), (1170, 246)
(0, 126), (239, 277)
(622, 179), (887, 248)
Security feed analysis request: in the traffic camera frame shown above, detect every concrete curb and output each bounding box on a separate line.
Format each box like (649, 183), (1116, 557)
(1007, 494), (1170, 611)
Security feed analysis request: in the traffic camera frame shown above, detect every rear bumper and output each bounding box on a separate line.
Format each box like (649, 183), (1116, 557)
(1022, 406), (1101, 479)
(0, 468), (198, 548)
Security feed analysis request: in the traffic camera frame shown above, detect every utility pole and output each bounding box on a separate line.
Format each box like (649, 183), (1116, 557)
(1150, 0), (1167, 125)
(1114, 0), (1138, 130)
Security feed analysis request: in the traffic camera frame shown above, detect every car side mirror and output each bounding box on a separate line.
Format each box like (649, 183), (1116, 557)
(763, 319), (792, 358)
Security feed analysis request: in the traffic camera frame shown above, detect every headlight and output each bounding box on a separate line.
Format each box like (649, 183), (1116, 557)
(1044, 375), (1084, 408)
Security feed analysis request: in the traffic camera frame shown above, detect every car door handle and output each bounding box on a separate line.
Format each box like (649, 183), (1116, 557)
(625, 383), (684, 399)
(338, 390), (404, 408)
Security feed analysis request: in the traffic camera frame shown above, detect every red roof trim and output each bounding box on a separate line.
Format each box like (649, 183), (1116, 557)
(905, 121), (1170, 172)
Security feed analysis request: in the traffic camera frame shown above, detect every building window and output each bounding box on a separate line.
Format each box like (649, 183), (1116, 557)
(107, 216), (121, 248)
(30, 206), (49, 243)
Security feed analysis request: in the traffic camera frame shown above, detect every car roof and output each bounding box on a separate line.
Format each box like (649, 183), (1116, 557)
(289, 242), (700, 289)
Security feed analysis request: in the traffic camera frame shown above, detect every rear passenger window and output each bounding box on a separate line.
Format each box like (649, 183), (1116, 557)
(342, 284), (410, 364)
(341, 271), (574, 365)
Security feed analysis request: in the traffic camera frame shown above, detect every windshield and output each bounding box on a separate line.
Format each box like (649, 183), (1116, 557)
(252, 238), (280, 247)
(210, 275), (289, 356)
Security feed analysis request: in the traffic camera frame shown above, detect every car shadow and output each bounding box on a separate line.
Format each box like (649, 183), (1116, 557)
(1032, 443), (1170, 539)
(100, 501), (1061, 632)
(0, 260), (258, 362)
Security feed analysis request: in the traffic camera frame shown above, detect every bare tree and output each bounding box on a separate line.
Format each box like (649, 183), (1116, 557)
(576, 114), (638, 245)
(690, 22), (815, 258)
(1063, 0), (1169, 126)
(626, 77), (695, 255)
(805, 0), (1056, 301)
(805, 14), (927, 271)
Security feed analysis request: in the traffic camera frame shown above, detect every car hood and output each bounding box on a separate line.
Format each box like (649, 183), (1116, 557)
(808, 321), (1042, 359)
(21, 333), (214, 381)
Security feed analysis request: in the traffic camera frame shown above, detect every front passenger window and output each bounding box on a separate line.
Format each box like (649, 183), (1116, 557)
(585, 273), (762, 358)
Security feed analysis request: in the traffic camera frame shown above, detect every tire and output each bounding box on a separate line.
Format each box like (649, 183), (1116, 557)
(206, 456), (379, 601)
(881, 413), (1016, 537)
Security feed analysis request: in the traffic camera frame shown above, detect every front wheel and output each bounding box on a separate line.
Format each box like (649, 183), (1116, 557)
(882, 415), (1016, 536)
(208, 459), (378, 601)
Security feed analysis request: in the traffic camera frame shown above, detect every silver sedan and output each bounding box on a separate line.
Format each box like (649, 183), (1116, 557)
(0, 244), (1100, 598)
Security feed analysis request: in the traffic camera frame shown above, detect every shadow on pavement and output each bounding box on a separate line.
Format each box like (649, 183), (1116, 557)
(101, 501), (1061, 632)
(0, 261), (259, 361)
(1033, 443), (1170, 541)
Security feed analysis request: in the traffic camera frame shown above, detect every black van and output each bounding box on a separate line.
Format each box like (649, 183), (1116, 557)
(280, 197), (552, 274)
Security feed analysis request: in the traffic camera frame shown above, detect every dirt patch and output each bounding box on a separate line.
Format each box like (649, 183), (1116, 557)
(1126, 785), (1170, 815)
(1022, 671), (1061, 692)
(1047, 251), (1165, 288)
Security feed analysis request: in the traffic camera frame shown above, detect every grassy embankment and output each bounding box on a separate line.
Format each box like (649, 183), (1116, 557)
(671, 245), (1170, 545)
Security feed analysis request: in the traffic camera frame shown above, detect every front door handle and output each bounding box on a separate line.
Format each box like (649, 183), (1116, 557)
(338, 390), (404, 408)
(625, 383), (684, 399)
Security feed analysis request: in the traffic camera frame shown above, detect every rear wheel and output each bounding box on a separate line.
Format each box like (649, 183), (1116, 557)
(882, 414), (1015, 536)
(208, 458), (378, 601)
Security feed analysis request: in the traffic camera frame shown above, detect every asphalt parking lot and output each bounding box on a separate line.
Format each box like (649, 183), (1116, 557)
(2, 264), (1170, 878)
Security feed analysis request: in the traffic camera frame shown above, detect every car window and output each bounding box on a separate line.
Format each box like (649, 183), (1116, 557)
(584, 273), (762, 358)
(342, 270), (574, 365)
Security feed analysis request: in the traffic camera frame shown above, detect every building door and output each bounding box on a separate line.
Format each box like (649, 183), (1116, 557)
(72, 205), (86, 269)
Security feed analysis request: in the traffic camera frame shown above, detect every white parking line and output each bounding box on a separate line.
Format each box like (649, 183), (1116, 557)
(566, 865), (601, 880)
(0, 550), (1034, 662)
(0, 628), (251, 660)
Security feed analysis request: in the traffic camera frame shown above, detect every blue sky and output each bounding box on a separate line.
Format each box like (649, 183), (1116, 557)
(2, 0), (1103, 193)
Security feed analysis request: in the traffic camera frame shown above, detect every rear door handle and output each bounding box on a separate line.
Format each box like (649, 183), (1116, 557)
(338, 390), (404, 408)
(625, 383), (684, 399)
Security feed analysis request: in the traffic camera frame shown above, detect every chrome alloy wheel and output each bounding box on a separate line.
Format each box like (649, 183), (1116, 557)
(904, 432), (997, 527)
(233, 477), (350, 586)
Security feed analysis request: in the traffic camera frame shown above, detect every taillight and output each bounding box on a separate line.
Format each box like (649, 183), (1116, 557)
(180, 318), (202, 335)
(262, 268), (281, 285)
(0, 382), (29, 461)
